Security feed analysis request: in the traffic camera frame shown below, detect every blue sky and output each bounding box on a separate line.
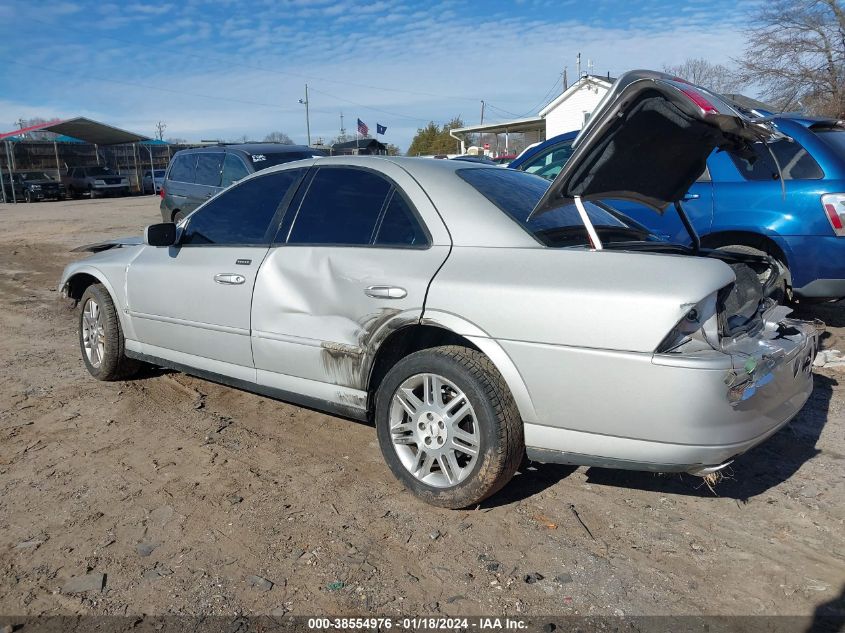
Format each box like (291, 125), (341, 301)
(1, 0), (756, 150)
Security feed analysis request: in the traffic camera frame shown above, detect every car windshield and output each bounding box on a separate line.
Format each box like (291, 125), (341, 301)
(87, 166), (113, 176)
(457, 167), (658, 248)
(814, 128), (845, 155)
(248, 151), (324, 171)
(154, 170), (165, 177)
(21, 172), (53, 181)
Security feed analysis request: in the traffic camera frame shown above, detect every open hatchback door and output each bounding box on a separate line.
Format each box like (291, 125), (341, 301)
(530, 70), (778, 216)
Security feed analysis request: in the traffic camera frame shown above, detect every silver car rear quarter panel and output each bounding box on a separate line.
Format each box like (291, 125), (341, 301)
(425, 245), (817, 471)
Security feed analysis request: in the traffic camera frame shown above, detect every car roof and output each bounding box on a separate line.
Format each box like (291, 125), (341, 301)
(176, 143), (319, 155)
(772, 115), (843, 129)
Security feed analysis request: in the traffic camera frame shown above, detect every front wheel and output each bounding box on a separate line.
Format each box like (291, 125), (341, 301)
(78, 284), (140, 381)
(24, 190), (33, 203)
(375, 345), (524, 508)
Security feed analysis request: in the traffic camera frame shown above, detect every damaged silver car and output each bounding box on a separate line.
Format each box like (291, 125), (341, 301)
(60, 71), (820, 508)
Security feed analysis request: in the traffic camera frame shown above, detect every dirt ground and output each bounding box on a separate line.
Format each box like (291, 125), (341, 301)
(0, 196), (843, 621)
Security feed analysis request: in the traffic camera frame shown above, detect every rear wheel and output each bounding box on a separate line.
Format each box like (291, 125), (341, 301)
(78, 284), (140, 381)
(715, 244), (790, 304)
(375, 345), (524, 508)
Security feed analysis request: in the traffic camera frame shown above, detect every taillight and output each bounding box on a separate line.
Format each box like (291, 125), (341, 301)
(821, 193), (845, 236)
(159, 186), (165, 199)
(676, 86), (720, 115)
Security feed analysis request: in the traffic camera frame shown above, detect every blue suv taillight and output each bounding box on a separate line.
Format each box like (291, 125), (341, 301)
(822, 193), (845, 236)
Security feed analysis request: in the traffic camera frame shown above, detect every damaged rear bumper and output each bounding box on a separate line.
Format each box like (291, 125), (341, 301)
(507, 319), (819, 475)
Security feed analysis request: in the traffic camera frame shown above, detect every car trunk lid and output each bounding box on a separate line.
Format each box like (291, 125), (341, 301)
(529, 70), (777, 217)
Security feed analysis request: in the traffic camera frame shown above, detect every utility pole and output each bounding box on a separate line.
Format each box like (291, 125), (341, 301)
(298, 84), (311, 147)
(576, 52), (581, 80)
(563, 66), (568, 90)
(155, 121), (166, 141)
(340, 111), (346, 141)
(480, 100), (485, 125)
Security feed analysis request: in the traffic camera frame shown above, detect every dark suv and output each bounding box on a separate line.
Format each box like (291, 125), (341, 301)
(1, 171), (66, 202)
(160, 144), (327, 222)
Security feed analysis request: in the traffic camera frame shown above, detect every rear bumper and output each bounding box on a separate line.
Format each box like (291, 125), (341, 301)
(779, 235), (845, 299)
(506, 320), (819, 474)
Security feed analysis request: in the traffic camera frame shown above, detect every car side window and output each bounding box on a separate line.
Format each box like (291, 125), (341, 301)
(221, 153), (250, 188)
(181, 169), (305, 246)
(195, 153), (224, 187)
(729, 139), (823, 180)
(168, 154), (197, 183)
(287, 167), (392, 245)
(374, 191), (428, 247)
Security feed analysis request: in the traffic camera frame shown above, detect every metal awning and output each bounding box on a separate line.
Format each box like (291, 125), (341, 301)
(0, 117), (150, 145)
(450, 116), (545, 137)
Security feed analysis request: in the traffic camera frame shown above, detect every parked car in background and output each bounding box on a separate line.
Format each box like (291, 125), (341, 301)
(62, 71), (819, 508)
(510, 117), (845, 302)
(63, 166), (130, 198)
(491, 153), (516, 166)
(1, 170), (66, 202)
(142, 169), (166, 194)
(449, 155), (497, 165)
(160, 143), (328, 223)
(508, 130), (578, 179)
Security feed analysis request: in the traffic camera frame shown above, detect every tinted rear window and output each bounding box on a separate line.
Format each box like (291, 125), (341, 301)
(168, 154), (196, 183)
(457, 167), (655, 248)
(729, 138), (823, 180)
(195, 153), (224, 187)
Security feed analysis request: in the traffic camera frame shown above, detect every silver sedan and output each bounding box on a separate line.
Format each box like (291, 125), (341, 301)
(60, 71), (819, 508)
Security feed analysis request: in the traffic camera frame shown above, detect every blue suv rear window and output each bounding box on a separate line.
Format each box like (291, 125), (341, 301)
(729, 139), (823, 181)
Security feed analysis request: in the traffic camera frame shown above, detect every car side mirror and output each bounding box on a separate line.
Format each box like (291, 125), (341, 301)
(144, 223), (178, 247)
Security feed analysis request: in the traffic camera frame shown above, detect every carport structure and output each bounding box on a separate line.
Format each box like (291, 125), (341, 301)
(0, 117), (154, 203)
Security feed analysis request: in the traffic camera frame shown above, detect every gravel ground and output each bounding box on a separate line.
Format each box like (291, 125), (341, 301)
(0, 196), (843, 621)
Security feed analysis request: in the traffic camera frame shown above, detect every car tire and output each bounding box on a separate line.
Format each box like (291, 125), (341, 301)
(24, 190), (33, 203)
(715, 244), (790, 303)
(78, 284), (141, 381)
(375, 345), (524, 508)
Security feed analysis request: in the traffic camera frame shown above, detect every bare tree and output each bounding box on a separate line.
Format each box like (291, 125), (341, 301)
(663, 58), (741, 94)
(738, 0), (845, 116)
(263, 131), (294, 144)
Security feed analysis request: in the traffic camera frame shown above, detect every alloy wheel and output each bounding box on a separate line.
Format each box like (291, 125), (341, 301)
(81, 298), (106, 368)
(389, 372), (480, 488)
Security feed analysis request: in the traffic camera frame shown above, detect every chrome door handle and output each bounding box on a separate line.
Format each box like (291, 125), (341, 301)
(365, 285), (407, 299)
(214, 273), (246, 285)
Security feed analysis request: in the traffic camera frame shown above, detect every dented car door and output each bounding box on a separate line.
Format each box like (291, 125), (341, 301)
(251, 160), (451, 416)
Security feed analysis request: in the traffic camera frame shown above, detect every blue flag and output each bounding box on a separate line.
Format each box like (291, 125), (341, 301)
(376, 123), (387, 135)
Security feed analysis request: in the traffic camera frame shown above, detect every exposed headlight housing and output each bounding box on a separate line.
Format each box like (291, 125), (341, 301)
(94, 179), (106, 186)
(30, 184), (41, 190)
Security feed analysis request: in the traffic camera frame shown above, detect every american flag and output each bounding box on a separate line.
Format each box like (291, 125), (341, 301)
(357, 118), (369, 136)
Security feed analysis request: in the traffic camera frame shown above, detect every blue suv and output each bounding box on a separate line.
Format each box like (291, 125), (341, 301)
(510, 118), (845, 301)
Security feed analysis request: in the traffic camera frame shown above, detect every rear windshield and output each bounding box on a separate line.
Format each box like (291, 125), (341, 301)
(248, 151), (325, 171)
(814, 128), (845, 156)
(457, 167), (657, 248)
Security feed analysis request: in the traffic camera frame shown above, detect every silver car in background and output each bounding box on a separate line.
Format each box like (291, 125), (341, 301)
(60, 71), (819, 508)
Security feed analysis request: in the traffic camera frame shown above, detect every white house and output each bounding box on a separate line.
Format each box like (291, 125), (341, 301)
(539, 74), (614, 137)
(449, 74), (615, 155)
